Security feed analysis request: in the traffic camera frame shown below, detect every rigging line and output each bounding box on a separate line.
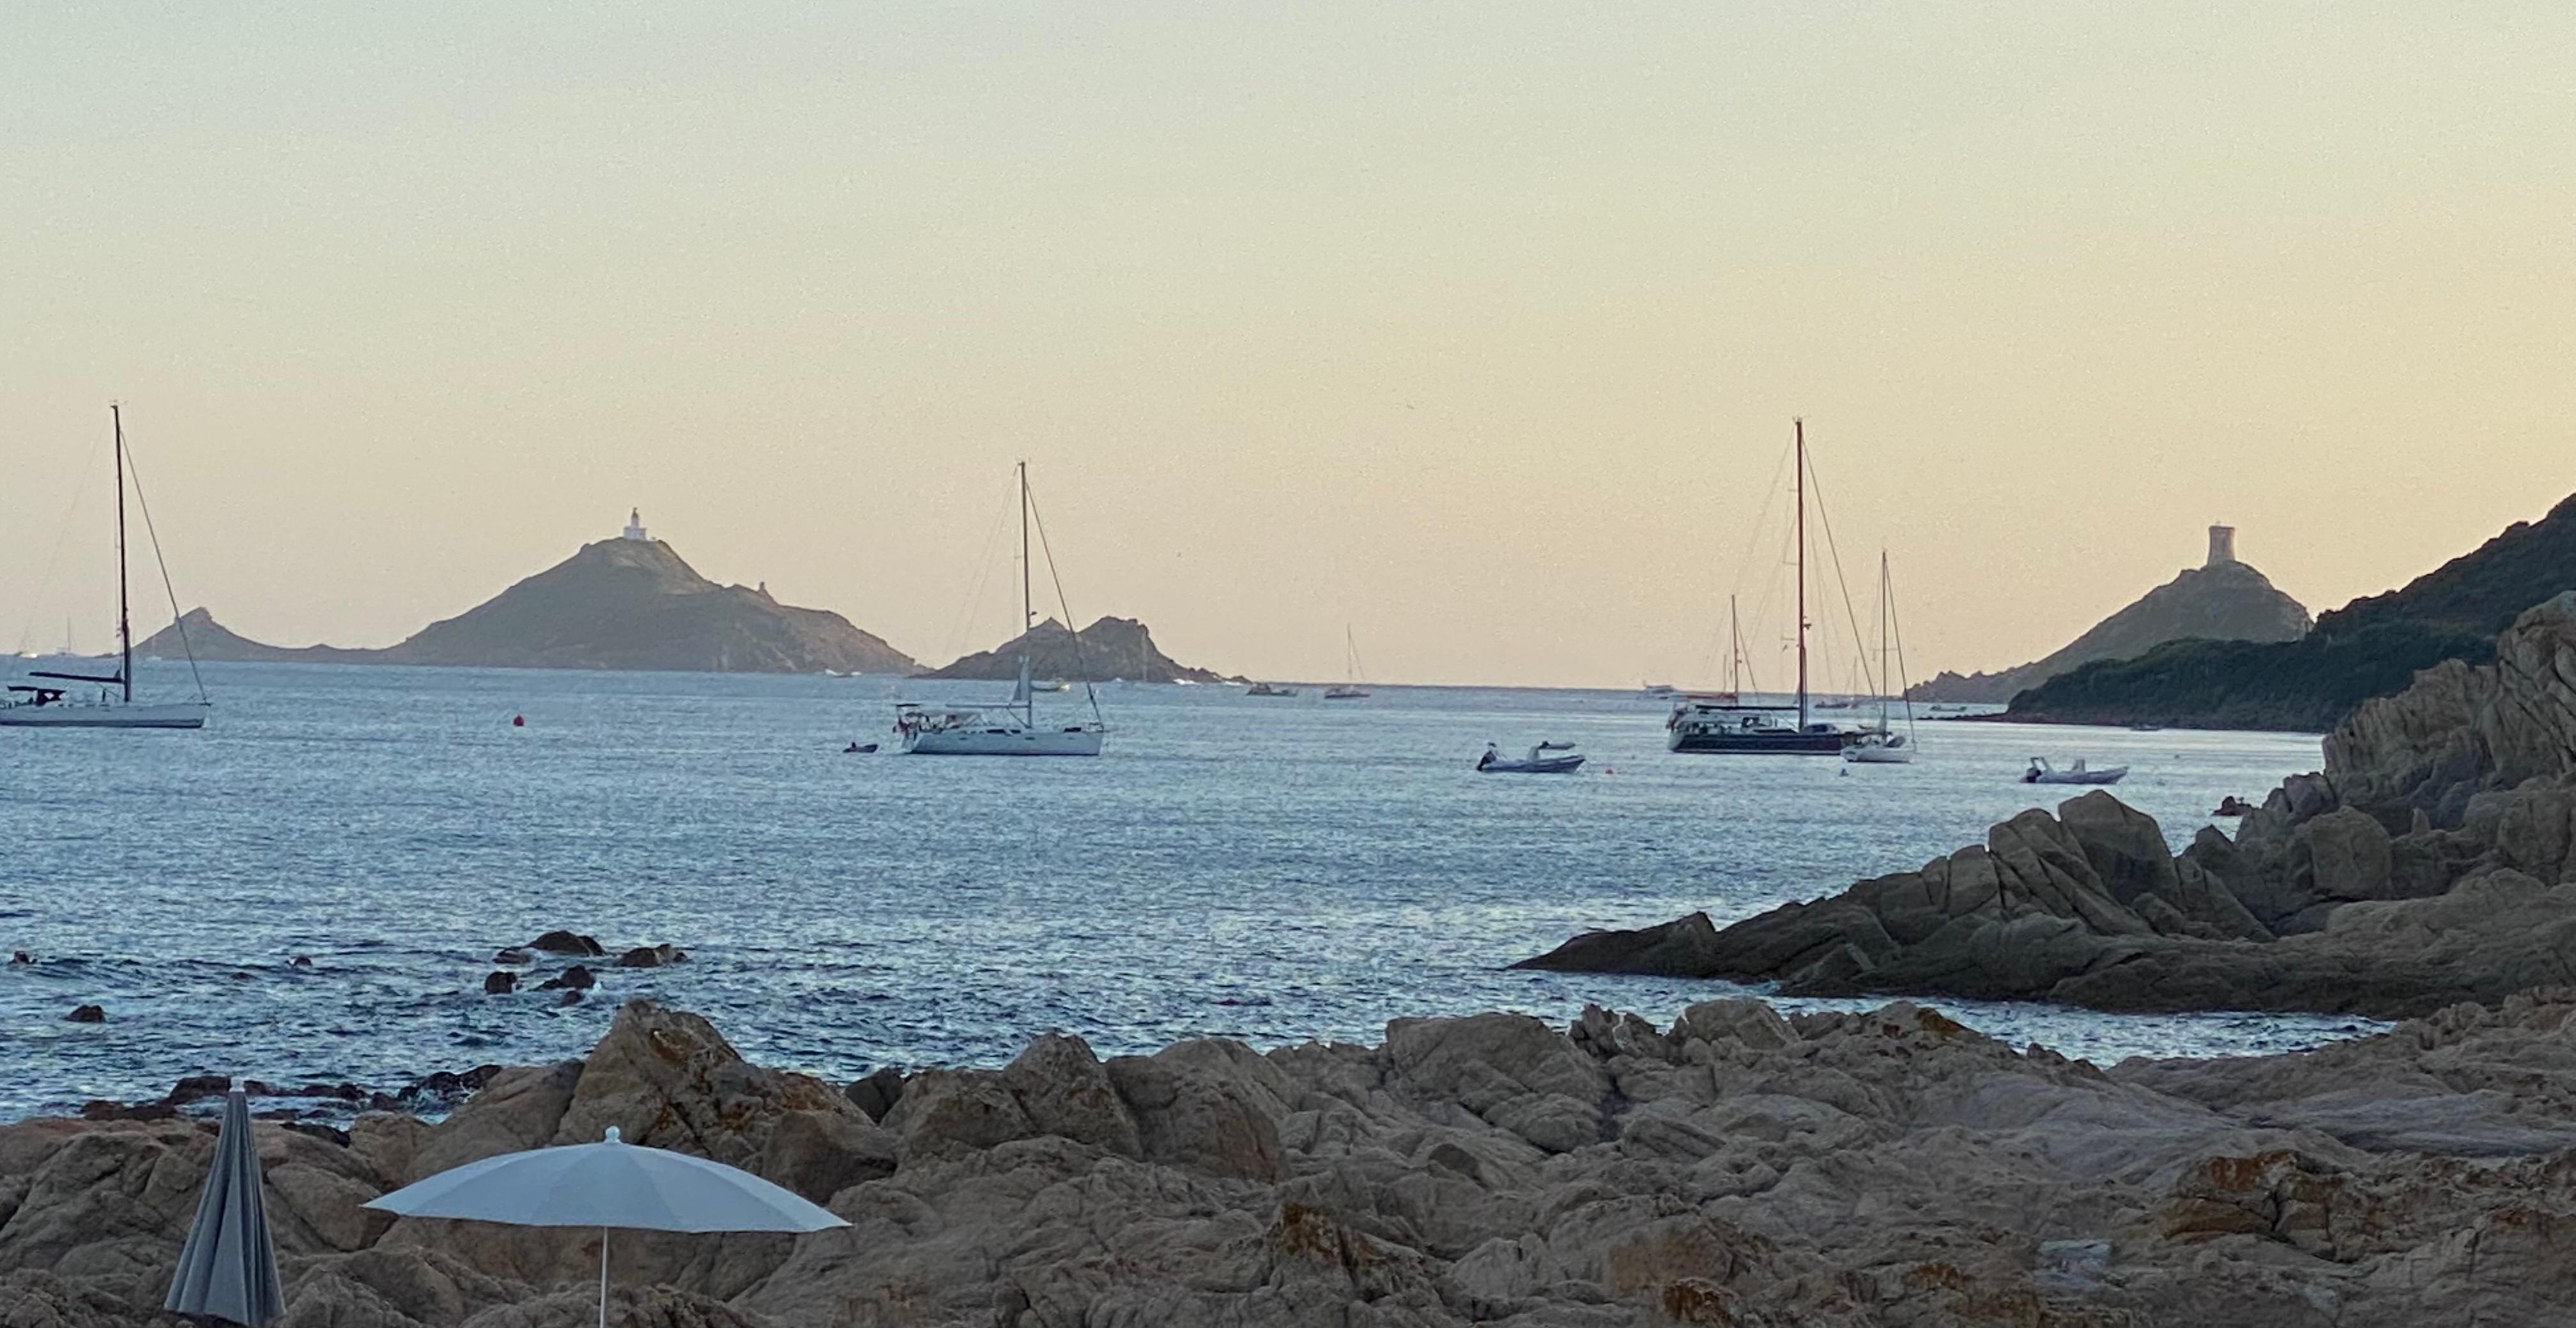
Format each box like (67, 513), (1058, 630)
(14, 434), (103, 655)
(1888, 559), (1917, 743)
(1021, 480), (1104, 726)
(1800, 444), (1880, 700)
(942, 471), (1016, 664)
(116, 432), (207, 702)
(1723, 434), (1797, 614)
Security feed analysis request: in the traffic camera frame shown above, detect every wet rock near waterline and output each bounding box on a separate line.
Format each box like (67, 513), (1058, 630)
(535, 965), (595, 991)
(526, 930), (604, 958)
(10, 994), (2576, 1324)
(63, 1004), (104, 1023)
(491, 947), (532, 965)
(611, 943), (688, 968)
(482, 970), (518, 995)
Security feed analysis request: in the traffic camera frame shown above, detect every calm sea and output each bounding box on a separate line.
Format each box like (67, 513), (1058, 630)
(0, 661), (2355, 1120)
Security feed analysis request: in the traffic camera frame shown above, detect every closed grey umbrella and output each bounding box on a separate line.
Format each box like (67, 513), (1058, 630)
(165, 1085), (282, 1325)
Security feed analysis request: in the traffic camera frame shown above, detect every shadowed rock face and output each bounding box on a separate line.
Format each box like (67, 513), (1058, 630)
(135, 538), (916, 676)
(1524, 593), (2576, 1020)
(9, 994), (2576, 1325)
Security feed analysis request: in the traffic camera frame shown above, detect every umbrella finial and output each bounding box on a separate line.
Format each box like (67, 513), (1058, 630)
(604, 1126), (622, 1143)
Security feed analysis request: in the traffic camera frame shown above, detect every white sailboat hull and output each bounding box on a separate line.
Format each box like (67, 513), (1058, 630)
(0, 700), (210, 729)
(900, 724), (1103, 756)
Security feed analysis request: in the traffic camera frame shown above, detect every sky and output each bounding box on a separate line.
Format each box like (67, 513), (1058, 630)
(4, 3), (2572, 687)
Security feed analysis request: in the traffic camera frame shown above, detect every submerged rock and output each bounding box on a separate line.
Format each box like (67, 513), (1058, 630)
(526, 931), (604, 958)
(610, 944), (687, 968)
(63, 1004), (104, 1024)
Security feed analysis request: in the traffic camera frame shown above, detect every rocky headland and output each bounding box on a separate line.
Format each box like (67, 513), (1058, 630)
(923, 615), (1224, 684)
(1522, 592), (2576, 1021)
(1997, 492), (2576, 730)
(6, 993), (2576, 1326)
(1918, 540), (2311, 705)
(139, 538), (916, 676)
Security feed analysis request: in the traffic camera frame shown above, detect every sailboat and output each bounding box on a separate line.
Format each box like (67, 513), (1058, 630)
(1666, 420), (1849, 755)
(892, 462), (1105, 756)
(1842, 551), (1917, 764)
(3, 407), (210, 729)
(1324, 625), (1370, 700)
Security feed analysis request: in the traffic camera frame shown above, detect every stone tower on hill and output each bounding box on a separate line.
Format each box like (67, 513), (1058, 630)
(1915, 526), (2311, 704)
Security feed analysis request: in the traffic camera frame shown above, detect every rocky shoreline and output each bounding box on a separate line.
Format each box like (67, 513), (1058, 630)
(1521, 592), (2576, 1021)
(6, 993), (2575, 1325)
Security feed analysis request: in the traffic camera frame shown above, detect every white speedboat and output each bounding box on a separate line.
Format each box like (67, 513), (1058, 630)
(2023, 758), (2126, 785)
(894, 462), (1104, 757)
(3, 406), (210, 731)
(1477, 741), (1586, 774)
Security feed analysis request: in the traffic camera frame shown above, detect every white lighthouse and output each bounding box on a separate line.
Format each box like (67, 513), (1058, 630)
(622, 508), (650, 542)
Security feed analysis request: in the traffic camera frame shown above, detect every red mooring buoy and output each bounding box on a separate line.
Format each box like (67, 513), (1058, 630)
(512, 714), (525, 728)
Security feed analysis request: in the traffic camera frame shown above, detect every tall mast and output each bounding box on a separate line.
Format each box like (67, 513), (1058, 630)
(1018, 461), (1033, 721)
(1727, 595), (1743, 694)
(1018, 461), (1032, 634)
(1877, 550), (1890, 731)
(1793, 418), (1807, 729)
(114, 404), (131, 703)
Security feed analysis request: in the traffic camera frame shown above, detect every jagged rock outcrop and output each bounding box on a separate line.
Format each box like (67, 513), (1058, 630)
(135, 538), (916, 675)
(1526, 593), (2576, 1019)
(923, 614), (1224, 683)
(10, 995), (2576, 1325)
(1919, 553), (2311, 703)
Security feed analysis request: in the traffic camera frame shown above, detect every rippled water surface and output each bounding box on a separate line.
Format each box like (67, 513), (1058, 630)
(1, 662), (2358, 1119)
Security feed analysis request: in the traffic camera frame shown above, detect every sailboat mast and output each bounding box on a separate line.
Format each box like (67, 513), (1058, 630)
(113, 404), (131, 704)
(1727, 595), (1742, 694)
(1877, 550), (1890, 731)
(1793, 418), (1807, 729)
(1018, 461), (1033, 721)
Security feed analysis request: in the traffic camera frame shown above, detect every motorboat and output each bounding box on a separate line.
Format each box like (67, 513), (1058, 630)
(893, 462), (1105, 757)
(1031, 679), (1069, 693)
(2023, 758), (2127, 786)
(1476, 741), (1586, 774)
(3, 406), (210, 730)
(1246, 682), (1299, 698)
(1641, 682), (1679, 698)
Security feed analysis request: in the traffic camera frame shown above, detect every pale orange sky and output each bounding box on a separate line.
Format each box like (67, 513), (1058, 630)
(5, 5), (2571, 686)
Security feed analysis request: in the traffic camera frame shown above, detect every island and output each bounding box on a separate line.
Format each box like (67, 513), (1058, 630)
(923, 615), (1225, 684)
(138, 513), (916, 676)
